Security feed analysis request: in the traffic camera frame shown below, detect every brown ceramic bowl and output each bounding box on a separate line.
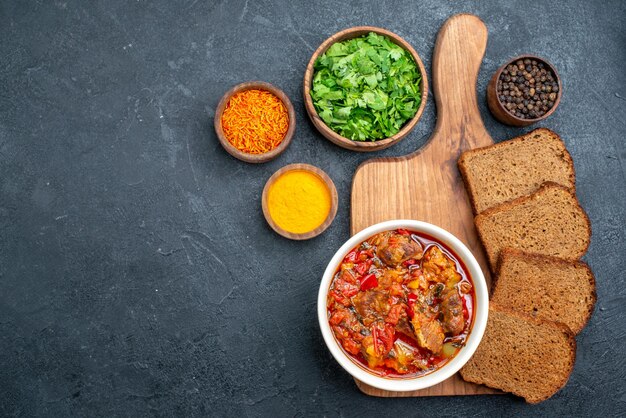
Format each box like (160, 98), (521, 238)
(303, 26), (428, 152)
(262, 163), (338, 240)
(214, 81), (296, 163)
(487, 55), (562, 126)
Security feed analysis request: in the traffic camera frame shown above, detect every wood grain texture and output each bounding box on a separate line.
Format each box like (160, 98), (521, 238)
(350, 14), (499, 397)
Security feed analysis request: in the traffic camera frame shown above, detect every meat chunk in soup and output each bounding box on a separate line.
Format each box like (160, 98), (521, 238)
(410, 310), (444, 354)
(373, 232), (423, 267)
(395, 316), (414, 339)
(440, 288), (465, 336)
(352, 290), (390, 326)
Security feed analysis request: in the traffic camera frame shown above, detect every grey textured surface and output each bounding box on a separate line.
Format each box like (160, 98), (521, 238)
(1, 0), (625, 416)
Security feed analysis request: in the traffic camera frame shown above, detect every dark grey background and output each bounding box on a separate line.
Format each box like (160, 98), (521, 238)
(1, 0), (624, 416)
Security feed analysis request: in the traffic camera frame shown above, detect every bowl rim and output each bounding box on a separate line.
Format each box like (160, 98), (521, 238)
(317, 219), (489, 392)
(303, 26), (429, 152)
(262, 163), (338, 240)
(214, 81), (296, 163)
(490, 54), (562, 123)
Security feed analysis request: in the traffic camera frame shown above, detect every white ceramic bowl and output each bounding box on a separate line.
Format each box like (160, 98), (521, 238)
(317, 220), (489, 392)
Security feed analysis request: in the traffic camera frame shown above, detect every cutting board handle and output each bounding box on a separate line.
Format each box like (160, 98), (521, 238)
(430, 14), (488, 144)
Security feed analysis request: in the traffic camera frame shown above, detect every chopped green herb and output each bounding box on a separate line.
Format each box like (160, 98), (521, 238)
(311, 32), (422, 141)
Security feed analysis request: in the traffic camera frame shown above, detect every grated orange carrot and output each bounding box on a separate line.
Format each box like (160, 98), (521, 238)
(221, 89), (289, 154)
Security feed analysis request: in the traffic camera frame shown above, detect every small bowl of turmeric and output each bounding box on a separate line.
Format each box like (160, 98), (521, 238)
(262, 163), (338, 240)
(215, 81), (296, 163)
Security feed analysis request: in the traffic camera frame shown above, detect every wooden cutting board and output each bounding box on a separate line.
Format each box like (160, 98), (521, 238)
(350, 14), (498, 397)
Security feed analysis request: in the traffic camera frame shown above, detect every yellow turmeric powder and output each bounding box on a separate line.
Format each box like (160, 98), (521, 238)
(267, 170), (331, 234)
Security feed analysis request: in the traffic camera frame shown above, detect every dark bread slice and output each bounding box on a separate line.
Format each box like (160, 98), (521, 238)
(458, 128), (576, 214)
(460, 303), (576, 404)
(492, 249), (596, 334)
(475, 182), (591, 272)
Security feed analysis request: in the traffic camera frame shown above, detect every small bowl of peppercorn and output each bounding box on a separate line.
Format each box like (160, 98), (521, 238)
(487, 55), (562, 126)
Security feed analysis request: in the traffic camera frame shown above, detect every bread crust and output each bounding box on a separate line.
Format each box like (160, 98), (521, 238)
(457, 151), (482, 214)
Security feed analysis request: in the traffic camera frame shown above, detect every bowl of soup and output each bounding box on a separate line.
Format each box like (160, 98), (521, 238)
(317, 220), (488, 392)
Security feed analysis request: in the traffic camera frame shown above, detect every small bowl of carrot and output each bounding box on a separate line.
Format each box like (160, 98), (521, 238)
(214, 81), (296, 163)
